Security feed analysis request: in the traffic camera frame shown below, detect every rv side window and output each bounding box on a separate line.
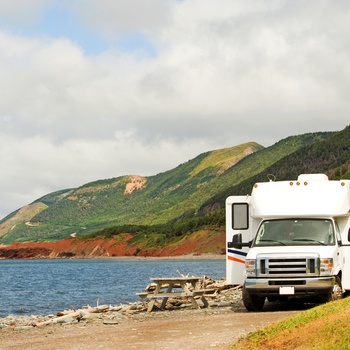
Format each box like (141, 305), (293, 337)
(232, 203), (249, 230)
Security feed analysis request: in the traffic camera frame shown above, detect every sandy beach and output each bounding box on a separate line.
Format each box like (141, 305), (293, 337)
(0, 285), (302, 350)
(0, 309), (299, 350)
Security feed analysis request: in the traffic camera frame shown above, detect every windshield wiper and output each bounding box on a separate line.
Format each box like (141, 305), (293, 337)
(292, 238), (326, 245)
(258, 239), (286, 245)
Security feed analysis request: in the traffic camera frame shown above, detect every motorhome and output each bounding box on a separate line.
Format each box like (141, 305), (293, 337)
(226, 174), (350, 311)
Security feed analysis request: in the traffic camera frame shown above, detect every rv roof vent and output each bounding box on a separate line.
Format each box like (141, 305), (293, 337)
(298, 174), (328, 182)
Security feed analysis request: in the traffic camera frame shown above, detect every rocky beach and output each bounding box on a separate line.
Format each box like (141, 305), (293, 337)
(0, 280), (302, 350)
(0, 275), (235, 330)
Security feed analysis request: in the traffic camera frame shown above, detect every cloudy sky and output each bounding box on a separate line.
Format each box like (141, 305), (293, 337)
(0, 0), (349, 219)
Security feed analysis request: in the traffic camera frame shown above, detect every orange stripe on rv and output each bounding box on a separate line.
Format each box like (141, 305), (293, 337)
(228, 256), (245, 264)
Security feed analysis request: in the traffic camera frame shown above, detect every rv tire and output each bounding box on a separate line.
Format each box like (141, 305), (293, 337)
(326, 276), (343, 302)
(322, 276), (342, 303)
(242, 285), (265, 311)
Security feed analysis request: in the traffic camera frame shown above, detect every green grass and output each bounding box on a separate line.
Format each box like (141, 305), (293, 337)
(231, 297), (350, 350)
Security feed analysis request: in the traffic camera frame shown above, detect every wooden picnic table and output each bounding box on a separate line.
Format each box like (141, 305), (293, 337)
(137, 277), (215, 313)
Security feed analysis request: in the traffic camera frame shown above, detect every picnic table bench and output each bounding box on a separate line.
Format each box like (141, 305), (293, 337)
(136, 277), (216, 313)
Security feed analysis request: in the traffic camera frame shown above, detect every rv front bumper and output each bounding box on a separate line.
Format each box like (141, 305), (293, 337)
(245, 276), (334, 297)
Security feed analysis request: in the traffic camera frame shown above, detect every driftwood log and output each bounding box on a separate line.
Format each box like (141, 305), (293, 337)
(35, 305), (111, 327)
(35, 311), (82, 327)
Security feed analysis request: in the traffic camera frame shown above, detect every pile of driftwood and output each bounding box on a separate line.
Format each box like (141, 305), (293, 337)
(33, 303), (147, 327)
(35, 305), (113, 327)
(195, 274), (242, 298)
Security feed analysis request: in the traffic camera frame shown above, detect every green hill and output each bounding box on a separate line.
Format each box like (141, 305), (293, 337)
(1, 126), (348, 245)
(202, 124), (350, 211)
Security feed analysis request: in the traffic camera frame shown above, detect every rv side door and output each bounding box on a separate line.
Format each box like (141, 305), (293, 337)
(226, 196), (254, 285)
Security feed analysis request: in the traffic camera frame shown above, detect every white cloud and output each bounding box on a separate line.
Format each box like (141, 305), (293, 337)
(66, 0), (174, 35)
(1, 0), (350, 218)
(0, 0), (51, 26)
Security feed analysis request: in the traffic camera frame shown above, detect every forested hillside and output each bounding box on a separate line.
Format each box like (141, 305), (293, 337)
(204, 124), (350, 210)
(1, 126), (348, 249)
(89, 127), (350, 250)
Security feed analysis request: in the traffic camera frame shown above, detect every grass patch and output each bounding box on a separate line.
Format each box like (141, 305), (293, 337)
(231, 297), (350, 350)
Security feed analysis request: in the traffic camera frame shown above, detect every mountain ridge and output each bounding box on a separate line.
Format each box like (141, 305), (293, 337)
(1, 126), (349, 252)
(0, 141), (263, 243)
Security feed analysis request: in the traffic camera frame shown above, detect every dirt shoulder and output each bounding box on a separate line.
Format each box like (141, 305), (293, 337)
(0, 297), (301, 350)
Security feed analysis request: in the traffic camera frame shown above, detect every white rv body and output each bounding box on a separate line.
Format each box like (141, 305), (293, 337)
(226, 174), (350, 311)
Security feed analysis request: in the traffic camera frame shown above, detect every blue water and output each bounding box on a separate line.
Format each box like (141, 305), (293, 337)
(0, 259), (225, 317)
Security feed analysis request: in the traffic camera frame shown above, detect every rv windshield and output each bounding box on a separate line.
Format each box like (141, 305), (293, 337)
(254, 219), (335, 246)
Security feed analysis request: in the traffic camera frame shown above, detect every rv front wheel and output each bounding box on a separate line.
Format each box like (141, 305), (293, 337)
(242, 285), (265, 311)
(331, 276), (343, 301)
(323, 276), (343, 303)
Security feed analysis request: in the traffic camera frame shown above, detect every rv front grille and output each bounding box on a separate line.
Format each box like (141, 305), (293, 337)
(258, 256), (319, 277)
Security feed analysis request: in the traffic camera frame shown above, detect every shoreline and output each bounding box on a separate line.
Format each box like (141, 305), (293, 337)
(0, 278), (239, 320)
(0, 274), (234, 326)
(0, 253), (226, 261)
(108, 253), (226, 261)
(0, 256), (226, 319)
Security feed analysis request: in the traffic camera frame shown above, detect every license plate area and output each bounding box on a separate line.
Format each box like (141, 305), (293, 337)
(279, 286), (295, 295)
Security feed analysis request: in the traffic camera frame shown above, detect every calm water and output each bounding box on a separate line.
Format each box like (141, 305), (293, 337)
(0, 258), (225, 317)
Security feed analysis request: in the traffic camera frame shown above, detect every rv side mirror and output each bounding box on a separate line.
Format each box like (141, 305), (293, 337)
(228, 233), (242, 249)
(228, 234), (252, 249)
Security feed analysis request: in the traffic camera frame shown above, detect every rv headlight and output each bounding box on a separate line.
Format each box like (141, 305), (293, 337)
(245, 259), (256, 277)
(320, 258), (333, 275)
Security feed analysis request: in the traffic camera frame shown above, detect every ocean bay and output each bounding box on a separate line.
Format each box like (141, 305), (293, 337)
(0, 258), (225, 318)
